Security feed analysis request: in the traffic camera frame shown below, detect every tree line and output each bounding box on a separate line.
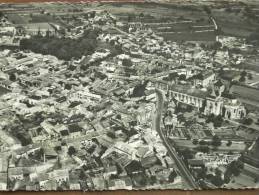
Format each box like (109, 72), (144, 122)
(20, 28), (101, 61)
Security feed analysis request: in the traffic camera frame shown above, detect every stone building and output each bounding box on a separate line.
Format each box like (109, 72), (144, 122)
(155, 80), (246, 120)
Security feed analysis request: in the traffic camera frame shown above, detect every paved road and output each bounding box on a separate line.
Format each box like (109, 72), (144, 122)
(154, 88), (200, 189)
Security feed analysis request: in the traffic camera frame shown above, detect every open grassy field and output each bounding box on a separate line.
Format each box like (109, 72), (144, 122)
(6, 13), (29, 24)
(96, 2), (208, 20)
(212, 8), (259, 37)
(158, 31), (216, 42)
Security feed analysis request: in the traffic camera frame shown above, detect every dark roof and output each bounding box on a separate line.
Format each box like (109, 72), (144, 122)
(188, 159), (204, 166)
(125, 160), (143, 174)
(68, 124), (83, 133)
(69, 101), (82, 108)
(56, 96), (67, 103)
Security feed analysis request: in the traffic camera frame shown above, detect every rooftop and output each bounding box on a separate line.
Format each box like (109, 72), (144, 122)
(15, 23), (56, 31)
(169, 84), (208, 99)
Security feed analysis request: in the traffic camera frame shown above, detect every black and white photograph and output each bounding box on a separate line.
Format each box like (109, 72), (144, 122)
(0, 0), (259, 191)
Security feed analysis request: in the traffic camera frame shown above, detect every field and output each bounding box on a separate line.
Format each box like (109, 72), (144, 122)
(99, 2), (214, 42)
(30, 14), (58, 23)
(6, 13), (30, 24)
(98, 2), (208, 20)
(212, 8), (259, 37)
(158, 31), (216, 42)
(236, 61), (259, 73)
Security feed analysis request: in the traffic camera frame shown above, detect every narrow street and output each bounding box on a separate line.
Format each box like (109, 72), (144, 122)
(154, 88), (200, 189)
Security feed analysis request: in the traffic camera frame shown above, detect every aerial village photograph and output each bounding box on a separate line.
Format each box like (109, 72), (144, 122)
(0, 0), (259, 191)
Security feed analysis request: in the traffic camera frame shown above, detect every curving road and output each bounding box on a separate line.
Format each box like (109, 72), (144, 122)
(154, 88), (200, 189)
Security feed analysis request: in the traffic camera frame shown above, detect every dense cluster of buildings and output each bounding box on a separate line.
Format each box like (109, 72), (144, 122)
(0, 1), (259, 191)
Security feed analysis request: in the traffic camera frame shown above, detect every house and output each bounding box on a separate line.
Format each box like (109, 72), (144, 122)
(140, 154), (158, 168)
(0, 157), (8, 173)
(69, 182), (81, 190)
(43, 147), (58, 161)
(108, 177), (133, 190)
(187, 159), (205, 169)
(8, 167), (24, 181)
(195, 152), (241, 166)
(68, 124), (83, 139)
(193, 71), (215, 88)
(40, 179), (58, 191)
(155, 168), (172, 183)
(164, 156), (175, 168)
(40, 121), (58, 136)
(48, 169), (69, 184)
(104, 165), (117, 178)
(92, 176), (106, 190)
(0, 57), (9, 71)
(0, 79), (13, 90)
(26, 183), (39, 191)
(69, 90), (101, 102)
(149, 165), (164, 176)
(0, 173), (7, 191)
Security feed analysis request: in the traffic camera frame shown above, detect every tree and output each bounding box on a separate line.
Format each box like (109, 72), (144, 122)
(122, 58), (133, 67)
(67, 146), (76, 156)
(241, 71), (247, 77)
(203, 6), (211, 15)
(213, 115), (223, 128)
(150, 175), (157, 185)
(226, 140), (232, 147)
(211, 41), (222, 50)
(139, 13), (144, 18)
(79, 170), (86, 180)
(168, 72), (178, 81)
(239, 75), (246, 82)
(248, 73), (253, 80)
(107, 131), (116, 139)
(68, 65), (76, 71)
(186, 105), (193, 113)
(243, 118), (253, 125)
(199, 140), (207, 145)
(196, 145), (210, 153)
(192, 139), (198, 145)
(131, 82), (147, 97)
(9, 73), (16, 81)
(168, 170), (177, 182)
(20, 28), (100, 61)
(180, 148), (194, 160)
(211, 175), (224, 187)
(64, 84), (72, 90)
(179, 74), (186, 81)
(225, 160), (244, 177)
(211, 135), (222, 147)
